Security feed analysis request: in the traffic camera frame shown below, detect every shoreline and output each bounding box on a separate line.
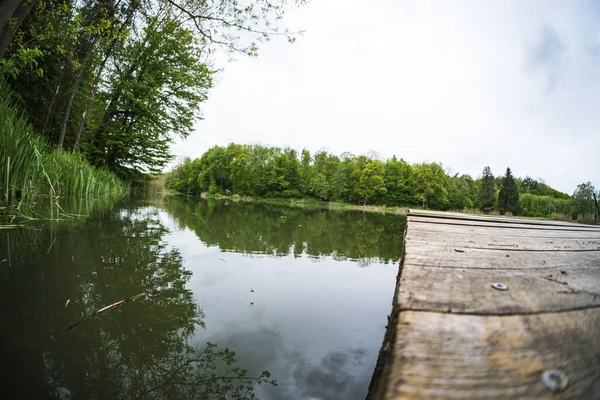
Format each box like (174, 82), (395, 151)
(160, 191), (587, 223)
(161, 191), (409, 215)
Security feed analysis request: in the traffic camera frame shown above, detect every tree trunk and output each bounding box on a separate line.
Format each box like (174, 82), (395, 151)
(41, 83), (61, 136)
(0, 0), (39, 59)
(57, 39), (96, 149)
(89, 55), (139, 165)
(89, 94), (118, 166)
(72, 55), (105, 153)
(73, 4), (136, 153)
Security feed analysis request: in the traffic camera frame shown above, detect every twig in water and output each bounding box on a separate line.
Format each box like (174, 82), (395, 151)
(65, 289), (159, 331)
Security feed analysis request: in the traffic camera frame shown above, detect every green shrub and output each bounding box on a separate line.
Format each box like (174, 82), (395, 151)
(0, 92), (127, 214)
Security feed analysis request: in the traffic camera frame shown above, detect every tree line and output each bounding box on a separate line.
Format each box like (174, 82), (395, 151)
(0, 0), (300, 183)
(165, 144), (599, 222)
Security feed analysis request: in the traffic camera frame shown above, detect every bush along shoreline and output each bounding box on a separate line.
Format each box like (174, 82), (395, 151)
(1, 92), (127, 225)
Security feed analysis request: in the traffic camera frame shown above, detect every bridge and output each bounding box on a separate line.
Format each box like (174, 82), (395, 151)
(368, 210), (600, 399)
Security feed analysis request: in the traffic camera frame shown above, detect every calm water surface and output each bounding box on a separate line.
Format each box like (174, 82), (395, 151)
(0, 197), (405, 399)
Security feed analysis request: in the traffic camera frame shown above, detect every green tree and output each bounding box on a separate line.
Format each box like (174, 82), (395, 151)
(332, 152), (360, 202)
(164, 157), (204, 193)
(275, 148), (301, 197)
(520, 193), (571, 218)
(384, 156), (414, 206)
(87, 12), (213, 180)
(299, 149), (312, 196)
(205, 145), (234, 192)
(522, 176), (538, 194)
(309, 172), (329, 200)
(360, 159), (387, 204)
(571, 182), (596, 220)
(2, 0), (304, 191)
(448, 174), (477, 210)
(308, 151), (339, 200)
(229, 146), (254, 195)
(412, 162), (449, 209)
(0, 0), (41, 60)
(498, 167), (521, 215)
(478, 166), (496, 209)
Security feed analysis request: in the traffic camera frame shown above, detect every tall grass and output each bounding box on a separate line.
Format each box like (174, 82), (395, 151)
(0, 92), (127, 217)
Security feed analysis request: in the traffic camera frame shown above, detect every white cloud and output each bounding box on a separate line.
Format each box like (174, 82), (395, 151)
(171, 0), (600, 193)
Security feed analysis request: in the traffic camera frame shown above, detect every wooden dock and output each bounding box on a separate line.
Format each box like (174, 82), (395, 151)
(368, 210), (600, 399)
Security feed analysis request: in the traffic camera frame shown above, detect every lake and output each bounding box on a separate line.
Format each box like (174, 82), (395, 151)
(0, 197), (406, 399)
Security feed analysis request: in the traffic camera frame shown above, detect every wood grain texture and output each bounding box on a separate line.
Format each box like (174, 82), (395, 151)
(404, 245), (600, 270)
(408, 209), (600, 229)
(406, 230), (600, 251)
(409, 216), (600, 232)
(369, 211), (600, 399)
(385, 310), (600, 399)
(409, 221), (600, 239)
(399, 264), (600, 314)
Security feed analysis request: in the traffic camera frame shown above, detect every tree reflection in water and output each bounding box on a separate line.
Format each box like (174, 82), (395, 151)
(157, 197), (406, 263)
(0, 205), (275, 399)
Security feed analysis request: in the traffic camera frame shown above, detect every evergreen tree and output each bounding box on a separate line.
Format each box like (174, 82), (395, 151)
(498, 167), (521, 215)
(478, 166), (496, 208)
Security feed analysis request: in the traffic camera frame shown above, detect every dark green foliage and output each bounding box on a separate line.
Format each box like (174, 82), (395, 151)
(478, 166), (496, 208)
(360, 159), (387, 204)
(412, 162), (448, 209)
(0, 91), (127, 213)
(522, 176), (570, 199)
(520, 193), (571, 218)
(498, 167), (521, 215)
(571, 182), (596, 221)
(384, 156), (414, 206)
(86, 12), (213, 180)
(1, 0), (300, 185)
(167, 144), (406, 205)
(448, 174), (477, 210)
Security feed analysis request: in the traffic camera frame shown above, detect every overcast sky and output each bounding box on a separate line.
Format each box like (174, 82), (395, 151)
(170, 0), (600, 194)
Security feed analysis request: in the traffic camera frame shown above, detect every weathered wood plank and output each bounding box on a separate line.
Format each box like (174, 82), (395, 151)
(409, 209), (600, 229)
(409, 215), (600, 232)
(384, 310), (600, 399)
(405, 230), (600, 251)
(369, 211), (600, 399)
(404, 246), (600, 270)
(399, 264), (600, 314)
(409, 221), (600, 239)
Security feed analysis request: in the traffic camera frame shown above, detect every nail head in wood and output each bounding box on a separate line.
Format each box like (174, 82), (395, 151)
(542, 369), (568, 392)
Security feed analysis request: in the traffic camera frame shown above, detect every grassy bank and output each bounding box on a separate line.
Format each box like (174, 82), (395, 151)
(0, 92), (127, 222)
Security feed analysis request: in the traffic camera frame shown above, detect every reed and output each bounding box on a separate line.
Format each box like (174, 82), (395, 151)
(0, 91), (127, 217)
